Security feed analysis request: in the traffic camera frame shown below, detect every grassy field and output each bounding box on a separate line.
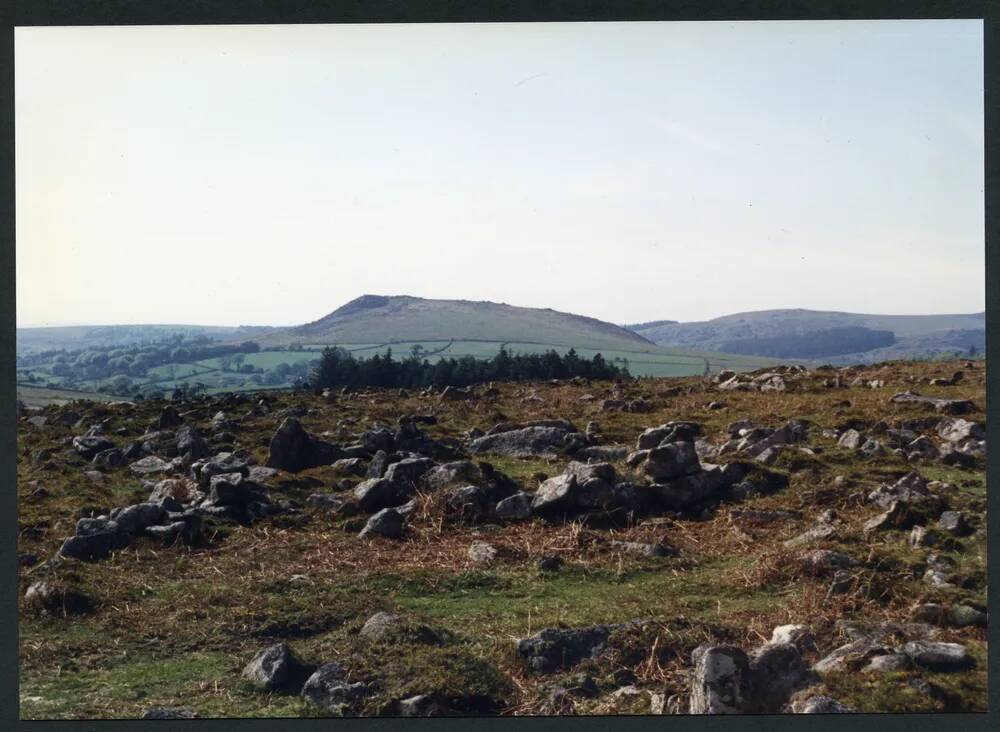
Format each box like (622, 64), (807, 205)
(17, 340), (786, 402)
(16, 359), (987, 717)
(16, 385), (123, 408)
(299, 340), (783, 378)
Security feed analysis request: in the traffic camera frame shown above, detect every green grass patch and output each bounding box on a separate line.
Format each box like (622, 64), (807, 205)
(20, 650), (307, 719)
(374, 557), (780, 642)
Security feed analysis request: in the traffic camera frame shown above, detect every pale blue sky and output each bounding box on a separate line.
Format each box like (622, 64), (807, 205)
(16, 20), (984, 327)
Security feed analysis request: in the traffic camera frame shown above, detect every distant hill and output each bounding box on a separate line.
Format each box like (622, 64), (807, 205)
(624, 319), (679, 330)
(16, 324), (277, 354)
(628, 309), (985, 363)
(253, 295), (658, 351)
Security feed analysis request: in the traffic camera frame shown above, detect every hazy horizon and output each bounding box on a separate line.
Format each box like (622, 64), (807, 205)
(16, 21), (984, 328)
(14, 295), (987, 331)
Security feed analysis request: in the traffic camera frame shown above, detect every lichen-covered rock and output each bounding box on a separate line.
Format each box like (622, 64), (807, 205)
(903, 641), (974, 671)
(517, 625), (612, 673)
(495, 492), (533, 521)
(470, 426), (579, 457)
(423, 460), (483, 490)
(24, 580), (93, 615)
(948, 604), (988, 628)
(531, 474), (577, 517)
(301, 663), (369, 715)
(72, 435), (115, 460)
(838, 429), (864, 449)
(689, 645), (749, 714)
(791, 696), (856, 713)
(359, 611), (442, 645)
(129, 455), (175, 476)
(241, 643), (314, 692)
(467, 540), (498, 564)
(937, 510), (972, 536)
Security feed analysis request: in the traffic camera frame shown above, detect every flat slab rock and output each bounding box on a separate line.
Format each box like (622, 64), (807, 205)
(129, 455), (176, 476)
(903, 641), (974, 671)
(469, 426), (579, 457)
(889, 391), (976, 415)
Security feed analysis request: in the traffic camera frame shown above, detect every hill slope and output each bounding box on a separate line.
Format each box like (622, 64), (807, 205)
(254, 295), (658, 351)
(629, 309), (985, 363)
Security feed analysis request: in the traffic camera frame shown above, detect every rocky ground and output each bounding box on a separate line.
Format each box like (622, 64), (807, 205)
(17, 359), (987, 718)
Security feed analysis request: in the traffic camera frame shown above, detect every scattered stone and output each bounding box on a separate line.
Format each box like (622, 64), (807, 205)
(383, 457), (436, 485)
(59, 520), (125, 560)
(903, 641), (973, 671)
(923, 554), (957, 587)
(423, 460), (482, 490)
(783, 524), (836, 549)
(265, 418), (340, 472)
(301, 663), (369, 715)
(113, 502), (167, 535)
(689, 645), (748, 714)
(791, 696), (856, 713)
(864, 501), (916, 533)
(745, 642), (815, 713)
(910, 603), (947, 625)
(470, 426), (580, 458)
(948, 604), (987, 628)
(495, 492), (533, 521)
(142, 707), (198, 719)
(838, 429), (863, 449)
(937, 417), (985, 443)
(770, 625), (816, 654)
(208, 472), (253, 506)
(865, 653), (912, 672)
(518, 625), (611, 673)
(909, 525), (942, 548)
(23, 580), (93, 615)
(245, 465), (277, 483)
(889, 391), (976, 415)
(129, 455), (175, 476)
(359, 611), (442, 645)
(610, 540), (672, 558)
(634, 442), (700, 481)
(72, 435), (115, 460)
(358, 508), (405, 539)
(937, 510), (972, 536)
(241, 643), (314, 692)
(799, 549), (856, 575)
(468, 540), (498, 564)
(354, 478), (409, 513)
(148, 477), (200, 505)
(905, 435), (939, 460)
(398, 694), (459, 716)
(537, 556), (563, 572)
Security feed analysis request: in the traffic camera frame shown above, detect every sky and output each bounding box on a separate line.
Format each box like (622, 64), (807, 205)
(16, 20), (984, 328)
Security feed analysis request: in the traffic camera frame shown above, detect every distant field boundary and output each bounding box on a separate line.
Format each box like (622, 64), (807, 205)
(300, 339), (784, 365)
(16, 381), (117, 397)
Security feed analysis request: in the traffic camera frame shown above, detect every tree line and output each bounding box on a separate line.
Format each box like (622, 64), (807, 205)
(311, 346), (630, 390)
